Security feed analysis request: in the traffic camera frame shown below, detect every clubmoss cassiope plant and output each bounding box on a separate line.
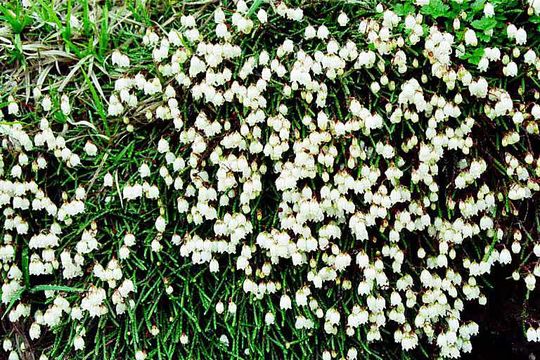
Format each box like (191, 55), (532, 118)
(1, 0), (540, 359)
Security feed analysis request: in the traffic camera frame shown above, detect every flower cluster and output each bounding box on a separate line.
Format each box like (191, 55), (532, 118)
(1, 0), (540, 359)
(0, 90), (135, 359)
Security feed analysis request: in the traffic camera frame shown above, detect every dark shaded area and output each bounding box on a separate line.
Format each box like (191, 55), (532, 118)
(464, 265), (540, 360)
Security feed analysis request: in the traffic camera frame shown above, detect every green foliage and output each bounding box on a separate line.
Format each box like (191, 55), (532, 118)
(471, 17), (498, 31)
(420, 0), (450, 19)
(0, 0), (539, 360)
(0, 3), (33, 33)
(459, 47), (485, 65)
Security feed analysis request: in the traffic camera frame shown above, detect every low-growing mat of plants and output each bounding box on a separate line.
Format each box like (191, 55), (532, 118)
(1, 0), (540, 359)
